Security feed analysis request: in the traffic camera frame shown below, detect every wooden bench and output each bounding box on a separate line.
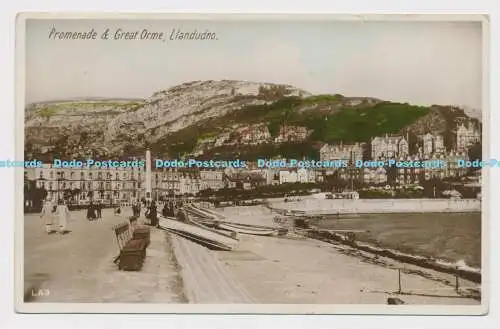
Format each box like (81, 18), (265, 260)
(112, 221), (148, 271)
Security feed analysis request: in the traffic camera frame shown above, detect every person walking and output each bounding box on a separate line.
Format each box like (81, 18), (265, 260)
(40, 198), (55, 234)
(114, 203), (121, 216)
(163, 202), (174, 218)
(87, 202), (96, 221)
(96, 201), (102, 219)
(148, 201), (158, 227)
(132, 201), (138, 217)
(137, 200), (142, 218)
(55, 199), (70, 234)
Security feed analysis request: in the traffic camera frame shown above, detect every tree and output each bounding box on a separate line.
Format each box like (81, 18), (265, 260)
(468, 141), (482, 162)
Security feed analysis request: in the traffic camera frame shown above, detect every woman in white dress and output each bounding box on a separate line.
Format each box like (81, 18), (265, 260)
(40, 198), (55, 234)
(55, 199), (70, 234)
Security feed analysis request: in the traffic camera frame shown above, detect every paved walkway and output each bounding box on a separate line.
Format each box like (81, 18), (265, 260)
(24, 209), (186, 303)
(170, 235), (255, 303)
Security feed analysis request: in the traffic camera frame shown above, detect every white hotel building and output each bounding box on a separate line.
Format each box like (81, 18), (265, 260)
(26, 164), (225, 204)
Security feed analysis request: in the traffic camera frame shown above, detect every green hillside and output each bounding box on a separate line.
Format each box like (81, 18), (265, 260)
(151, 95), (431, 158)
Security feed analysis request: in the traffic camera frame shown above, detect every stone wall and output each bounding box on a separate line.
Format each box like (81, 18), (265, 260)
(272, 198), (481, 215)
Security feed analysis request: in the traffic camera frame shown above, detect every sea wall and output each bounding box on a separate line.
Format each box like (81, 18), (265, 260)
(271, 198), (481, 215)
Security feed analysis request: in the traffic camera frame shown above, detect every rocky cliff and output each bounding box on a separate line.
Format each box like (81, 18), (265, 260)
(24, 80), (480, 160)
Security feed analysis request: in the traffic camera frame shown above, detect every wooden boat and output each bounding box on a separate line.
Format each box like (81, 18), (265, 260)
(216, 222), (277, 236)
(184, 205), (219, 220)
(182, 210), (240, 240)
(158, 215), (238, 251)
(216, 220), (278, 231)
(187, 205), (278, 236)
(190, 204), (227, 219)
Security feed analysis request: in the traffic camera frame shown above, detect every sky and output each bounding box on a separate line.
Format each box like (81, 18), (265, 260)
(24, 18), (483, 110)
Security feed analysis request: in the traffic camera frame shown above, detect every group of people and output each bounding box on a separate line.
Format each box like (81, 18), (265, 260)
(133, 199), (185, 227)
(39, 197), (188, 234)
(86, 202), (103, 221)
(39, 198), (70, 234)
(161, 200), (183, 217)
(145, 201), (158, 227)
(131, 200), (142, 217)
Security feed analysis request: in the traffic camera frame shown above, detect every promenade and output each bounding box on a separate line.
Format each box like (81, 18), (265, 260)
(23, 208), (186, 303)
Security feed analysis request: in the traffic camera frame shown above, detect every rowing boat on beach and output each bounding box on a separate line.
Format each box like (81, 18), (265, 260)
(190, 204), (227, 219)
(182, 210), (240, 240)
(186, 204), (279, 236)
(158, 215), (238, 251)
(184, 204), (220, 220)
(214, 221), (277, 236)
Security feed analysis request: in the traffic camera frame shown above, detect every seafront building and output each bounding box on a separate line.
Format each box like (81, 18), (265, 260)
(25, 163), (226, 205)
(319, 143), (364, 163)
(371, 134), (409, 159)
(23, 121), (481, 203)
(456, 122), (481, 151)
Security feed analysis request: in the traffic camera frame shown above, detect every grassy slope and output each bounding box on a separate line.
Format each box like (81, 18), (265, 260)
(32, 100), (144, 118)
(150, 95), (431, 158)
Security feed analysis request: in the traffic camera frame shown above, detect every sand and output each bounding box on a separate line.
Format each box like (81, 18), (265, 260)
(208, 205), (480, 305)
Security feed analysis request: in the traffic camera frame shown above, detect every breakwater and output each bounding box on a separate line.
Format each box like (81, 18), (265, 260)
(271, 198), (481, 215)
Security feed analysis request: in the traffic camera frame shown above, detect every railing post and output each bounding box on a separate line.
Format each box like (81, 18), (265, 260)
(398, 268), (402, 294)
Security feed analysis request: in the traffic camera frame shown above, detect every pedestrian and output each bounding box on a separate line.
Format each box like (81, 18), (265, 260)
(87, 202), (96, 221)
(114, 203), (121, 216)
(148, 201), (158, 227)
(161, 203), (167, 217)
(55, 199), (70, 234)
(132, 202), (137, 217)
(137, 200), (142, 217)
(40, 198), (55, 234)
(96, 202), (102, 219)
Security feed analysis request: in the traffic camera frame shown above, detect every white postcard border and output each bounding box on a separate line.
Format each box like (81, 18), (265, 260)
(14, 12), (490, 315)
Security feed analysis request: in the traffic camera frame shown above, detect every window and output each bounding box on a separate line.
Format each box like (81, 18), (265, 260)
(81, 172), (85, 179)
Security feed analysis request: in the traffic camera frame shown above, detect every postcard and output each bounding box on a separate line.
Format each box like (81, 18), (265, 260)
(15, 13), (489, 315)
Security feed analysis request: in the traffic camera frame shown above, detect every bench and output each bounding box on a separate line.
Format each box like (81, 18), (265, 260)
(112, 221), (149, 271)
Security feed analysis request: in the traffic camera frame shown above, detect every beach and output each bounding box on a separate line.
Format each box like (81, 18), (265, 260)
(211, 206), (480, 304)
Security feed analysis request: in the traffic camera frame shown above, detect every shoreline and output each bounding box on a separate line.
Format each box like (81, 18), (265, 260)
(304, 227), (481, 285)
(208, 207), (480, 304)
(214, 205), (481, 301)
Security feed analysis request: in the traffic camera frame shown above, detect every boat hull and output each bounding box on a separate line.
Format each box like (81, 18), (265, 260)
(158, 216), (238, 250)
(217, 223), (277, 236)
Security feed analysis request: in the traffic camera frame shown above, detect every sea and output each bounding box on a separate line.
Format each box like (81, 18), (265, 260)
(312, 212), (481, 271)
